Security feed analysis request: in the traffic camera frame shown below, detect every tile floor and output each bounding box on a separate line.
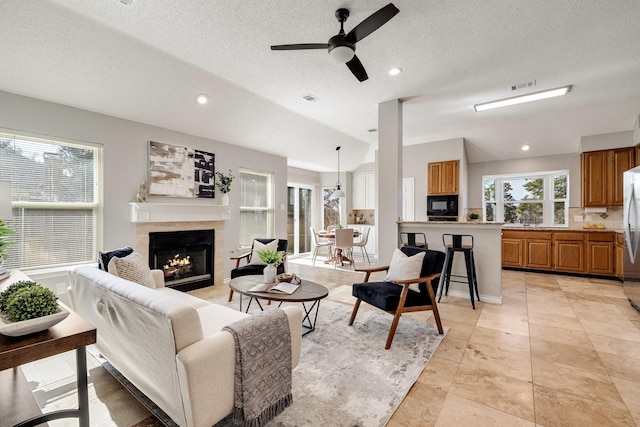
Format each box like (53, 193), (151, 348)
(18, 257), (640, 426)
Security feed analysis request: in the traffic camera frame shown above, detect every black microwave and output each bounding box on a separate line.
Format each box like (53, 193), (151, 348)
(427, 195), (459, 217)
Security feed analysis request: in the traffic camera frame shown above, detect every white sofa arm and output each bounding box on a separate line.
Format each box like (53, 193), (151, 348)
(175, 306), (302, 427)
(151, 269), (165, 288)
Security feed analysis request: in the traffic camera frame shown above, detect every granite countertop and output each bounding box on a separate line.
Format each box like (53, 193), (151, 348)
(399, 221), (623, 233)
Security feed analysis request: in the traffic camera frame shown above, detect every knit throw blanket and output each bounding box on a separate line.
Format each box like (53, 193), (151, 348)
(223, 308), (293, 427)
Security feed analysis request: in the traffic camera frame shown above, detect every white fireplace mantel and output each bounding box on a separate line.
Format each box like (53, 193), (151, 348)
(129, 203), (231, 223)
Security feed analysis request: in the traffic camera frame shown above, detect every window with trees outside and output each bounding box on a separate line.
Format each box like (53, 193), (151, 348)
(239, 169), (274, 246)
(483, 171), (569, 226)
(0, 130), (103, 270)
(323, 187), (340, 229)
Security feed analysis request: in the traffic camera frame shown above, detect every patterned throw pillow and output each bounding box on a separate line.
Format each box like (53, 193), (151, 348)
(98, 246), (134, 271)
(385, 248), (426, 292)
(249, 239), (279, 265)
(107, 252), (156, 288)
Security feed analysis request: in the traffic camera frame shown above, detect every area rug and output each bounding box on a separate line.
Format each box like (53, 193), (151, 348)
(92, 299), (445, 427)
(215, 299), (446, 427)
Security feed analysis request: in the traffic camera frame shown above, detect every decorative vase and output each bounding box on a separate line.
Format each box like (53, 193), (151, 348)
(221, 193), (229, 206)
(263, 264), (277, 284)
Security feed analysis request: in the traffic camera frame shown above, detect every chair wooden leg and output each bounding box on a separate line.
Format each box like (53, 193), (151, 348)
(228, 288), (234, 302)
(386, 310), (403, 349)
(349, 299), (361, 325)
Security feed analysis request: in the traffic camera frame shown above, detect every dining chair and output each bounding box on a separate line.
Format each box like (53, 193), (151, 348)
(334, 228), (355, 269)
(352, 227), (371, 264)
(310, 226), (334, 265)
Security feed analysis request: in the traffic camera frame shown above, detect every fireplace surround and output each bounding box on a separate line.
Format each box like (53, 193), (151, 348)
(129, 203), (230, 290)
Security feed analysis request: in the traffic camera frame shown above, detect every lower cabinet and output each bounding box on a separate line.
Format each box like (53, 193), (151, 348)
(502, 229), (617, 277)
(616, 233), (624, 280)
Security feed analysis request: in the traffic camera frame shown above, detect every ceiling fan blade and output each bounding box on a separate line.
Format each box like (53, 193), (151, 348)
(270, 43), (329, 51)
(345, 3), (399, 44)
(346, 55), (368, 82)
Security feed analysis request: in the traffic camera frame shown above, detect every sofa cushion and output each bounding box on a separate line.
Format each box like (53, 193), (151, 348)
(249, 239), (278, 265)
(98, 246), (133, 271)
(108, 251), (156, 288)
(197, 304), (248, 337)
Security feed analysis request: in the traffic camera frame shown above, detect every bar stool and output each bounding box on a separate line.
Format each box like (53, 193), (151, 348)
(399, 232), (428, 248)
(438, 234), (480, 309)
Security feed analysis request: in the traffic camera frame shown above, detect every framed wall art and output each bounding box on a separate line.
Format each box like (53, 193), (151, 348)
(148, 141), (215, 198)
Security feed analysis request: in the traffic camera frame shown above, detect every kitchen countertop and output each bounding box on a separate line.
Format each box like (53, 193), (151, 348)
(399, 221), (622, 233)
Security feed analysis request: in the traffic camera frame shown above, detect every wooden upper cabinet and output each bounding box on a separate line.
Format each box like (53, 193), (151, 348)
(427, 160), (459, 195)
(582, 147), (634, 207)
(610, 148), (635, 206)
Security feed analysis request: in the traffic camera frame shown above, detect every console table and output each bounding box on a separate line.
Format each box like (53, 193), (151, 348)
(0, 270), (97, 427)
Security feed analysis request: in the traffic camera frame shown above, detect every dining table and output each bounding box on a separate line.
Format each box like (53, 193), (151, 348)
(317, 229), (361, 266)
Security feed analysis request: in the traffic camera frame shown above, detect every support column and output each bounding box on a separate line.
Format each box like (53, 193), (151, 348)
(376, 99), (402, 264)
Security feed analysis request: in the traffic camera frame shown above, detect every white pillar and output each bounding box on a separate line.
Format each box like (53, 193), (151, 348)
(376, 99), (402, 264)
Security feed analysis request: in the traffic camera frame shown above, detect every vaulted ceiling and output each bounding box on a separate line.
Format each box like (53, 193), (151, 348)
(1, 0), (639, 172)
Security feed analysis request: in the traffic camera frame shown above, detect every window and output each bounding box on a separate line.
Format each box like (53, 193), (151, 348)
(239, 169), (274, 246)
(483, 171), (568, 226)
(323, 187), (340, 229)
(0, 130), (103, 270)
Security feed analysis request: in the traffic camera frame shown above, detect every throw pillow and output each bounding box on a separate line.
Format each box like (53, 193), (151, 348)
(107, 252), (156, 288)
(98, 246), (134, 271)
(385, 248), (426, 292)
(249, 239), (279, 265)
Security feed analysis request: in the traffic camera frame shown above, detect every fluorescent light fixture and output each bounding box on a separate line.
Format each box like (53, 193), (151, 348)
(474, 85), (571, 112)
(195, 94), (209, 105)
(521, 145), (531, 151)
(389, 67), (402, 76)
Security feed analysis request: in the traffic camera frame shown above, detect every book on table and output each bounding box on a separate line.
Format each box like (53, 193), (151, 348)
(248, 282), (299, 295)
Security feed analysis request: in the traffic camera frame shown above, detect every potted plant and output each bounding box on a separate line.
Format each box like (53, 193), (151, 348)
(0, 220), (14, 271)
(257, 248), (285, 284)
(469, 212), (480, 222)
(215, 169), (235, 206)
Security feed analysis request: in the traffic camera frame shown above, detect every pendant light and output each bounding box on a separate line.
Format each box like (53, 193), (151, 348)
(333, 146), (346, 198)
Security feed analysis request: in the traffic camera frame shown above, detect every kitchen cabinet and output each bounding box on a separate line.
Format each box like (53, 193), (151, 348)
(427, 160), (459, 195)
(554, 232), (585, 272)
(502, 229), (616, 277)
(586, 233), (615, 275)
(616, 232), (624, 280)
(352, 173), (375, 209)
(582, 147), (634, 207)
(502, 230), (552, 270)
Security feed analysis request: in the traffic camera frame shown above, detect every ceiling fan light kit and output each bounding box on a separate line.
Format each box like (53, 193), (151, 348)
(270, 3), (399, 82)
(474, 85), (571, 112)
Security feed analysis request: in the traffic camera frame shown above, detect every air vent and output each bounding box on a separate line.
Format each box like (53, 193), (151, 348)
(511, 80), (536, 91)
(367, 128), (378, 133)
(301, 94), (320, 102)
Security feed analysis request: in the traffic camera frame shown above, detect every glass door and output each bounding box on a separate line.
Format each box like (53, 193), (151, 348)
(287, 186), (312, 256)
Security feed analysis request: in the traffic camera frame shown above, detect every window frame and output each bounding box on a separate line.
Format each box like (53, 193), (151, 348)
(238, 168), (275, 247)
(0, 128), (104, 270)
(482, 170), (569, 227)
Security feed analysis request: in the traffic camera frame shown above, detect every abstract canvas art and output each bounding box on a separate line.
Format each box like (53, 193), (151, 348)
(148, 141), (215, 198)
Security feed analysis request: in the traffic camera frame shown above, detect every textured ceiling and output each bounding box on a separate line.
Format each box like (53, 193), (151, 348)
(0, 0), (639, 172)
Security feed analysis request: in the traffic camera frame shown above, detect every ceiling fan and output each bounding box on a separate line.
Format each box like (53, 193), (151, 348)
(270, 3), (400, 82)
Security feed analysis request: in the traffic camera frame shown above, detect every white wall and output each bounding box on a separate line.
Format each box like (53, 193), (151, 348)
(0, 90), (289, 279)
(580, 130), (633, 152)
(402, 138), (466, 221)
(467, 153), (581, 207)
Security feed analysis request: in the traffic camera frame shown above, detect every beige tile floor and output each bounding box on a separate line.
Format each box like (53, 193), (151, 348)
(18, 257), (640, 426)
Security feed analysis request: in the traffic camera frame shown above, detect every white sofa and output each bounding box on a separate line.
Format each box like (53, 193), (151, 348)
(67, 265), (302, 427)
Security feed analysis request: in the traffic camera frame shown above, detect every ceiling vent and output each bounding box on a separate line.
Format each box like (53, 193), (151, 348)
(511, 80), (536, 91)
(367, 128), (378, 133)
(301, 94), (320, 102)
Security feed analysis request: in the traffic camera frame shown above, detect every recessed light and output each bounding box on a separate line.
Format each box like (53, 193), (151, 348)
(389, 67), (402, 76)
(521, 145), (531, 151)
(474, 85), (571, 112)
(195, 94), (209, 105)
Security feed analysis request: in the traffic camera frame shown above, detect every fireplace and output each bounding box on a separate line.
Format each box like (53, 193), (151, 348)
(148, 229), (214, 291)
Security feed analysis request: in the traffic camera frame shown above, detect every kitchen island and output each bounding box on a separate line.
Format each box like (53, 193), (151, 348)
(398, 221), (504, 304)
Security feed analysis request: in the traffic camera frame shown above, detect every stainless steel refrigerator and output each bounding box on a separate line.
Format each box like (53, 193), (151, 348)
(623, 166), (640, 311)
